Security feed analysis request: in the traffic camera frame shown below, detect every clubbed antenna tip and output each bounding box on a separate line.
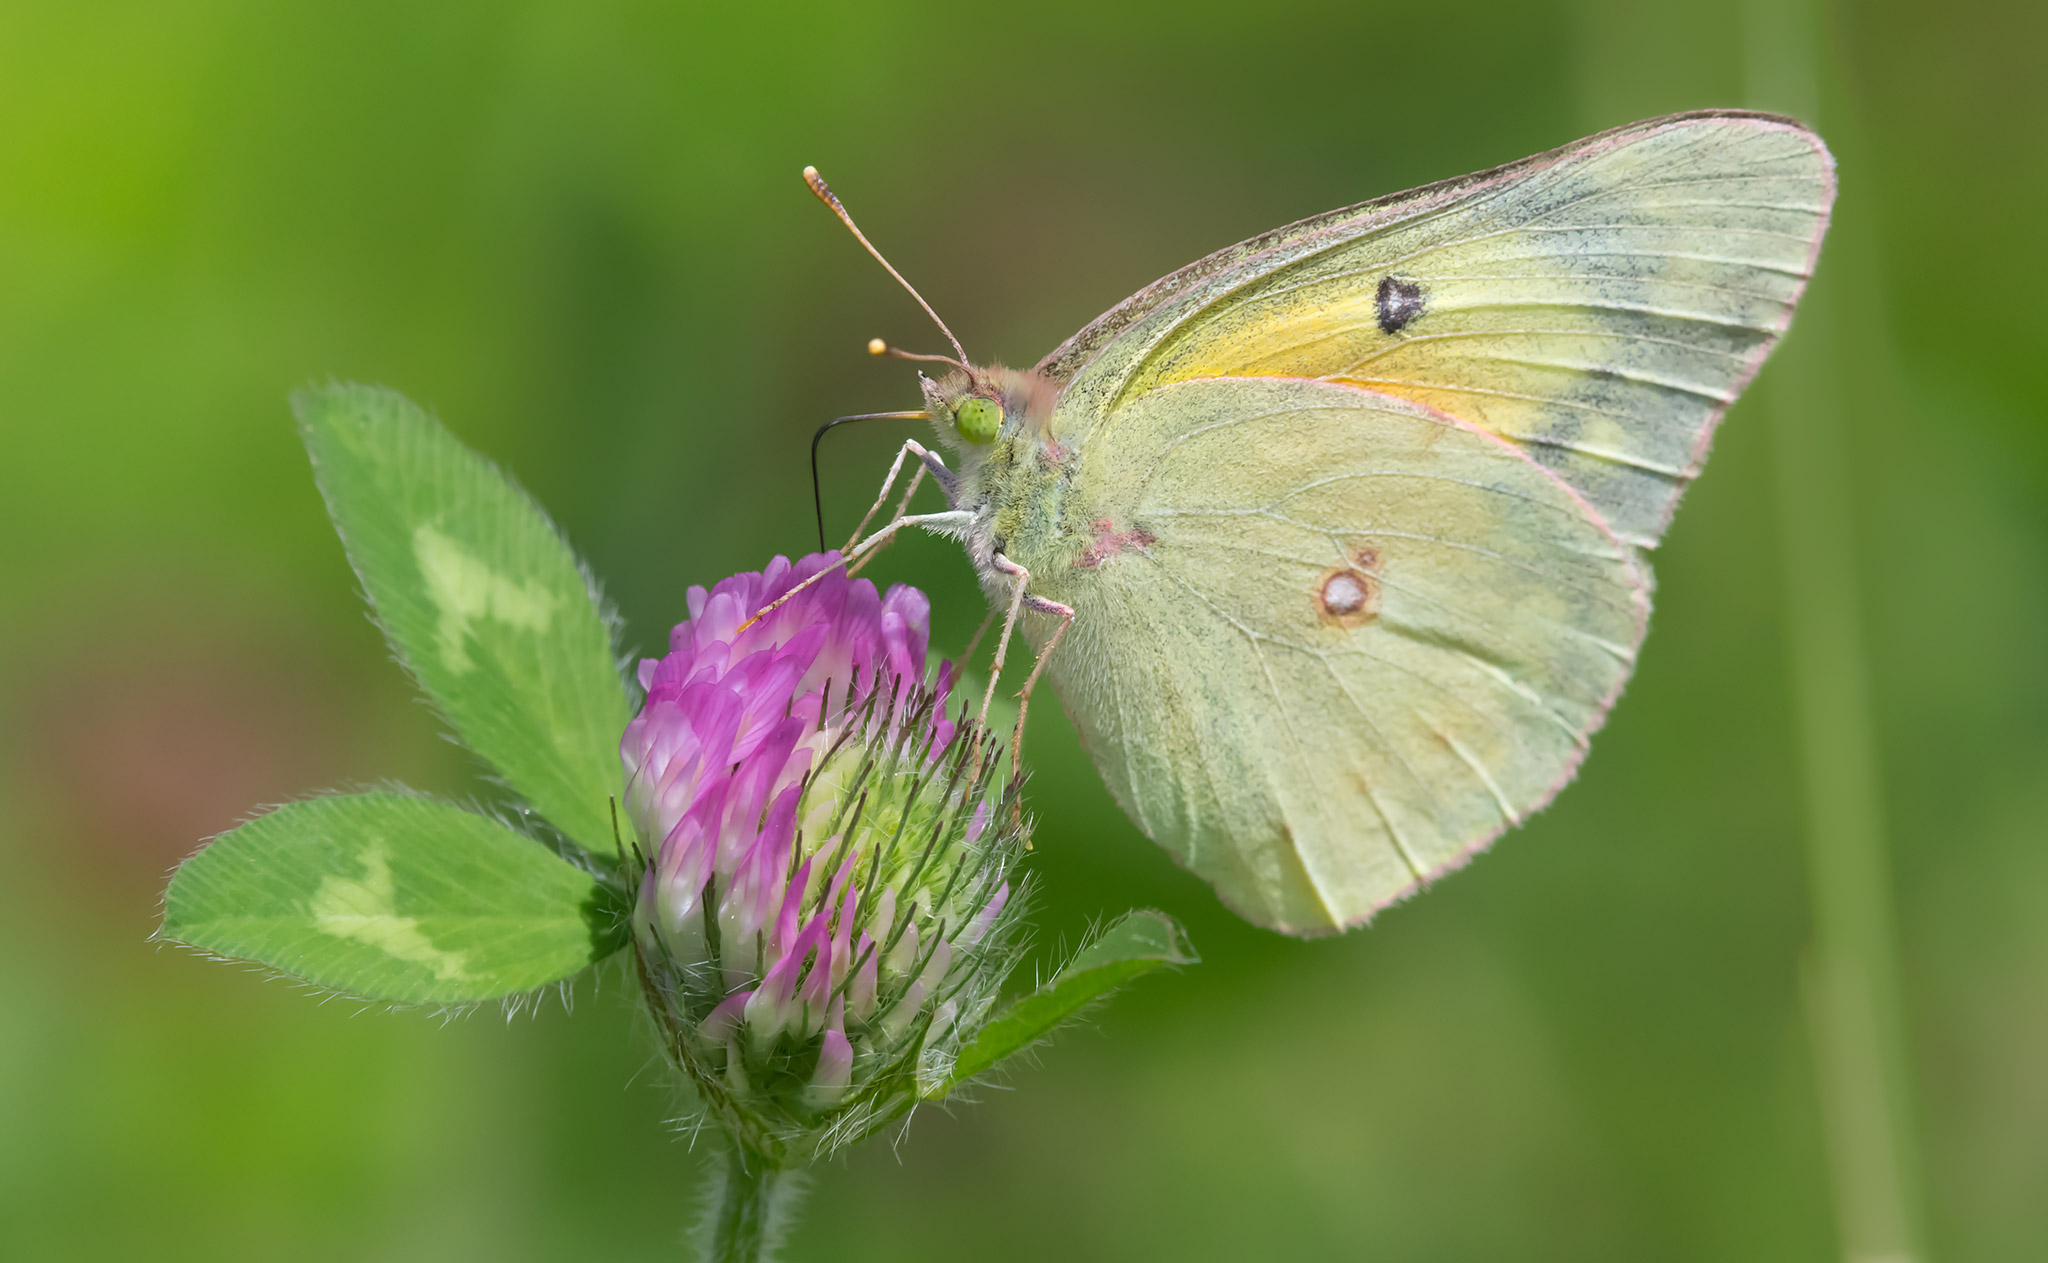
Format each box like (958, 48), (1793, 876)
(801, 164), (971, 368)
(868, 337), (968, 371)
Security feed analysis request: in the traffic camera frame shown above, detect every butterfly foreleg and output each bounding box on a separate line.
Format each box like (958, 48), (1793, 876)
(845, 463), (927, 578)
(737, 506), (974, 634)
(844, 439), (952, 555)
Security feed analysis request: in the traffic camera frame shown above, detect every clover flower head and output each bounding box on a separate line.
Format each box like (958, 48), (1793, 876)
(622, 553), (1025, 1162)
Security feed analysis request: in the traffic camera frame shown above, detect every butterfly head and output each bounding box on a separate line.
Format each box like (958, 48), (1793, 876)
(920, 366), (1058, 454)
(801, 166), (1058, 455)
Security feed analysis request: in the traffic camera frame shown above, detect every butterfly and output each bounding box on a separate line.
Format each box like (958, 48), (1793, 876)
(800, 111), (1834, 936)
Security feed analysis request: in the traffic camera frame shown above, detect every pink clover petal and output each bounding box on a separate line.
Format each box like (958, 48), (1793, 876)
(700, 991), (753, 1045)
(956, 881), (1010, 951)
(718, 791), (802, 983)
(793, 914), (838, 1032)
(772, 857), (813, 959)
(746, 946), (806, 1047)
(849, 931), (879, 1023)
(885, 915), (919, 976)
(653, 805), (720, 938)
(722, 784), (802, 924)
(879, 979), (925, 1043)
(829, 861), (861, 982)
(877, 583), (932, 687)
(812, 1026), (852, 1095)
(915, 937), (953, 995)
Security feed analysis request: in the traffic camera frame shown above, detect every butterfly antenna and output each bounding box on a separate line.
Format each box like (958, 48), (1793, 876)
(803, 165), (971, 369)
(867, 338), (968, 370)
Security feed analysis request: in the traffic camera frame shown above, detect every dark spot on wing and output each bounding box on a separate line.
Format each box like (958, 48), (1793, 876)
(1322, 573), (1369, 614)
(1375, 275), (1425, 335)
(1317, 564), (1380, 627)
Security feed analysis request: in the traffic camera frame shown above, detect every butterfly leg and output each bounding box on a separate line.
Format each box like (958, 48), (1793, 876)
(738, 507), (975, 633)
(980, 554), (1077, 778)
(957, 605), (999, 667)
(1007, 594), (1075, 781)
(843, 439), (951, 554)
(846, 463), (926, 578)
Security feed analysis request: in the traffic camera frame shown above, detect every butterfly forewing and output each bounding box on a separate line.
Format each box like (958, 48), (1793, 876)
(1030, 378), (1647, 933)
(1043, 112), (1835, 547)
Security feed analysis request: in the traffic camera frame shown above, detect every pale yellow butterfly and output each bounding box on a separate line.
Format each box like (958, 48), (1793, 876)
(800, 111), (1834, 935)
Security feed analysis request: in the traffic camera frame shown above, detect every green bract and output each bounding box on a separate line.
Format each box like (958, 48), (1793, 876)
(948, 907), (1194, 1088)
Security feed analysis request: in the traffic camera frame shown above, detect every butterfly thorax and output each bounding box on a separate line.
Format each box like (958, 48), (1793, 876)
(922, 366), (1094, 605)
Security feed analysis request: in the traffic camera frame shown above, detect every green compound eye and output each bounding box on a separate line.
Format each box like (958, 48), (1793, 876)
(953, 396), (1001, 445)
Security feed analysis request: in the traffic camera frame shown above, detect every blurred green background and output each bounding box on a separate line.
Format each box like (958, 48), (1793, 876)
(2, 0), (2042, 1259)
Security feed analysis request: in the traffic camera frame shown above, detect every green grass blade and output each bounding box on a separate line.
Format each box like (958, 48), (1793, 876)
(163, 792), (630, 1004)
(943, 909), (1195, 1092)
(296, 384), (628, 857)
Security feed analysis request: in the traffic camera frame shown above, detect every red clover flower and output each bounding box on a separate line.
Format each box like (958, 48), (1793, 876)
(622, 553), (1024, 1164)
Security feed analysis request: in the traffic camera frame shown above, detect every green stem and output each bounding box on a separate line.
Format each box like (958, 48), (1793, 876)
(633, 948), (801, 1262)
(703, 1141), (791, 1263)
(1744, 3), (1927, 1259)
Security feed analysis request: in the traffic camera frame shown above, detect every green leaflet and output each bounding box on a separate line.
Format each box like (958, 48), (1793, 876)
(942, 910), (1195, 1092)
(163, 793), (629, 1004)
(296, 385), (628, 858)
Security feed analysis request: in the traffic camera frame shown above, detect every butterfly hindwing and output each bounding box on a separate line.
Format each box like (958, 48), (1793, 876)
(1028, 377), (1648, 933)
(1042, 112), (1835, 547)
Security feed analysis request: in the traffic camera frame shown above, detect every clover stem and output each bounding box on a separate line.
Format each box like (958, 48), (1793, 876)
(703, 1140), (794, 1263)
